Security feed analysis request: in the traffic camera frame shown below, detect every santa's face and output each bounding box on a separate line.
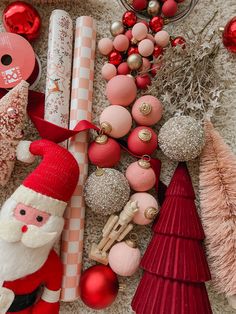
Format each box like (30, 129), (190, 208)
(0, 197), (64, 281)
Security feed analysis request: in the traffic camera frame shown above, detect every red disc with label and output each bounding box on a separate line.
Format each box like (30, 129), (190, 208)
(0, 32), (35, 89)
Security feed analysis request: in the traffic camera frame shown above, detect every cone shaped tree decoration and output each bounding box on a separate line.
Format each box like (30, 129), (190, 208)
(200, 120), (236, 309)
(132, 162), (212, 314)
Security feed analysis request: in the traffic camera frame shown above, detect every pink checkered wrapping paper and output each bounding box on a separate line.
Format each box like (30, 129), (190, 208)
(60, 16), (96, 302)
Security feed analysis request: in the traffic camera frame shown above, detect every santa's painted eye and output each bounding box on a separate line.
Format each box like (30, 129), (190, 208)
(36, 216), (43, 222)
(20, 209), (26, 215)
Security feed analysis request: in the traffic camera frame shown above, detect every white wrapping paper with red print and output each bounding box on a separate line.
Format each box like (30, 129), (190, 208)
(44, 9), (73, 132)
(60, 16), (96, 302)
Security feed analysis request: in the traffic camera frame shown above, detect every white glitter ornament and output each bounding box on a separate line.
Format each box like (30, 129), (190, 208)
(84, 168), (130, 215)
(158, 116), (205, 161)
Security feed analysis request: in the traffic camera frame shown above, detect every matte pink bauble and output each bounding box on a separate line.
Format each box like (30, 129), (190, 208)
(138, 39), (154, 57)
(126, 160), (156, 191)
(130, 192), (159, 225)
(106, 75), (137, 106)
(140, 58), (151, 72)
(132, 95), (163, 126)
(100, 105), (132, 138)
(127, 126), (158, 155)
(88, 135), (121, 167)
(117, 62), (130, 75)
(162, 0), (178, 17)
(132, 22), (148, 41)
(154, 30), (170, 47)
(98, 38), (113, 55)
(125, 29), (133, 41)
(108, 241), (141, 276)
(102, 63), (117, 81)
(113, 34), (129, 52)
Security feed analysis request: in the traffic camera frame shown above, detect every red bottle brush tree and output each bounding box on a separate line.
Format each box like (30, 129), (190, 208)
(132, 162), (212, 314)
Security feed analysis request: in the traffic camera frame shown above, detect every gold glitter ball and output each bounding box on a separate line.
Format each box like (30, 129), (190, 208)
(84, 168), (130, 215)
(158, 116), (205, 161)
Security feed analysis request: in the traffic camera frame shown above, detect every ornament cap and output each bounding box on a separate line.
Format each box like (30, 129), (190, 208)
(139, 102), (152, 116)
(95, 167), (105, 177)
(125, 239), (137, 248)
(138, 128), (152, 142)
(138, 158), (151, 169)
(144, 206), (158, 220)
(101, 122), (112, 134)
(95, 134), (108, 144)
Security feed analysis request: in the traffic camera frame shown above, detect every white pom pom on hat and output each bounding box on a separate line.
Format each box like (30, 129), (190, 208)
(16, 141), (35, 164)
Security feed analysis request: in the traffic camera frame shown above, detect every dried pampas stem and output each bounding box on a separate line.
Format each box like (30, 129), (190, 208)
(147, 17), (224, 121)
(200, 120), (236, 301)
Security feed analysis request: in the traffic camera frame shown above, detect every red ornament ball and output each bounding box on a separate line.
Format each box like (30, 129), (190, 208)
(128, 46), (139, 56)
(149, 16), (164, 33)
(88, 135), (121, 168)
(223, 16), (236, 53)
(3, 1), (41, 41)
(153, 45), (164, 58)
(162, 0), (178, 17)
(135, 74), (151, 90)
(171, 36), (186, 48)
(109, 51), (123, 66)
(132, 0), (148, 11)
(128, 126), (158, 155)
(80, 265), (119, 310)
(122, 11), (137, 27)
(118, 62), (131, 75)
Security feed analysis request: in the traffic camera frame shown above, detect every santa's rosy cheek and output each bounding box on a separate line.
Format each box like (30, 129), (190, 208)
(14, 203), (50, 227)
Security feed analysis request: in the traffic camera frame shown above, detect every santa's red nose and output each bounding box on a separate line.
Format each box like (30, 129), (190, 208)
(22, 225), (28, 233)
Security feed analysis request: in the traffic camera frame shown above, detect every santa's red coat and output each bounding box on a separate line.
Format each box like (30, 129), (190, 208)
(4, 250), (62, 314)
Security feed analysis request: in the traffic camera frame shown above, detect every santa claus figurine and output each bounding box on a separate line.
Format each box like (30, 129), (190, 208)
(0, 139), (79, 314)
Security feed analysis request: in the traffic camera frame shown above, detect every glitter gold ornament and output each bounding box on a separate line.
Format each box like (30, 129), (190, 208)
(84, 168), (130, 215)
(110, 21), (125, 37)
(159, 116), (205, 161)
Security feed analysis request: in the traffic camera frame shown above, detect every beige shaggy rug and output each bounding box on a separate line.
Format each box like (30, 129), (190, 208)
(0, 0), (236, 313)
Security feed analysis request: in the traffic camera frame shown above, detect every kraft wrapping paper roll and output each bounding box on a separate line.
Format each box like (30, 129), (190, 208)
(44, 9), (73, 135)
(60, 16), (96, 302)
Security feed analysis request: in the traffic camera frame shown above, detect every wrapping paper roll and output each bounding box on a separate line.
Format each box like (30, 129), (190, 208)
(44, 9), (73, 132)
(60, 16), (97, 302)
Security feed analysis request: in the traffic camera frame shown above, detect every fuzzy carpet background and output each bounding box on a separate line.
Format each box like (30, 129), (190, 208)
(0, 0), (236, 313)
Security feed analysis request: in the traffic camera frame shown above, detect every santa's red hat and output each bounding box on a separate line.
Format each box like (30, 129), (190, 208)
(12, 139), (79, 217)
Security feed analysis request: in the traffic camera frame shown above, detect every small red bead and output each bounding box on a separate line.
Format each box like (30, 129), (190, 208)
(149, 16), (164, 33)
(122, 11), (137, 28)
(109, 51), (123, 66)
(128, 46), (139, 56)
(223, 16), (236, 53)
(131, 0), (148, 10)
(22, 225), (28, 233)
(171, 36), (186, 48)
(153, 45), (164, 58)
(150, 64), (157, 77)
(135, 74), (151, 90)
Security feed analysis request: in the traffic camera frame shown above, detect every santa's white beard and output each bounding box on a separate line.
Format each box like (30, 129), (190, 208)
(0, 198), (64, 282)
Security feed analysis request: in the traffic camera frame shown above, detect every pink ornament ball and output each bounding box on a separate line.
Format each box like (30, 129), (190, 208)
(130, 192), (159, 225)
(132, 95), (163, 126)
(108, 242), (141, 276)
(132, 0), (148, 11)
(127, 126), (158, 155)
(88, 137), (121, 167)
(132, 22), (148, 41)
(146, 33), (155, 44)
(106, 75), (137, 106)
(98, 38), (113, 55)
(125, 161), (156, 191)
(113, 34), (130, 52)
(135, 74), (151, 90)
(102, 63), (117, 81)
(138, 39), (154, 57)
(100, 105), (132, 138)
(140, 58), (151, 72)
(154, 30), (170, 47)
(162, 0), (178, 17)
(117, 62), (130, 75)
(125, 29), (133, 41)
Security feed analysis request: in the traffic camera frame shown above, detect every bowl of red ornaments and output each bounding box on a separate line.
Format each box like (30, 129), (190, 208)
(119, 0), (199, 23)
